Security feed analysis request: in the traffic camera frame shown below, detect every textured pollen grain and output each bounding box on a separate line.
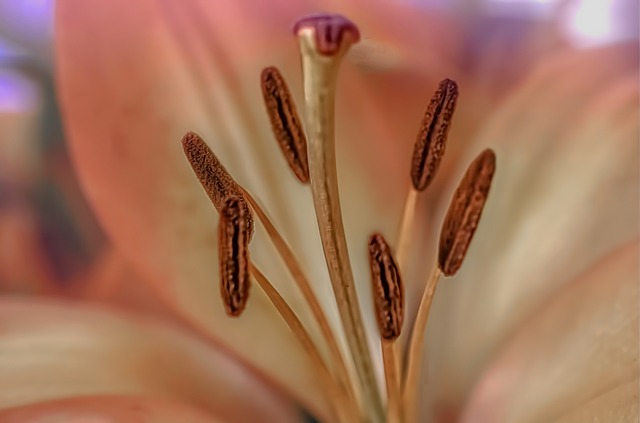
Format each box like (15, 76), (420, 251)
(438, 149), (496, 276)
(261, 67), (310, 183)
(368, 233), (404, 340)
(181, 131), (253, 237)
(218, 196), (251, 317)
(293, 14), (360, 55)
(411, 78), (459, 191)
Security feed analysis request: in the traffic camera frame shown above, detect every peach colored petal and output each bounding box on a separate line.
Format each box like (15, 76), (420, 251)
(0, 396), (220, 423)
(0, 298), (299, 423)
(70, 248), (175, 319)
(459, 240), (639, 422)
(420, 43), (639, 416)
(55, 1), (332, 414)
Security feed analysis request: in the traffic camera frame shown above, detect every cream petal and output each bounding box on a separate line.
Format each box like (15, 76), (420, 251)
(421, 44), (639, 415)
(459, 241), (639, 423)
(551, 380), (639, 423)
(0, 298), (300, 423)
(0, 396), (220, 423)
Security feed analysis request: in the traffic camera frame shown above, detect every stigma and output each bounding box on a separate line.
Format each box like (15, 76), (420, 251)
(181, 13), (496, 423)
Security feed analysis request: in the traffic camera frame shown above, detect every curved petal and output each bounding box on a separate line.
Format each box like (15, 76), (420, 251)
(0, 298), (300, 423)
(55, 0), (465, 412)
(551, 380), (639, 423)
(460, 240), (639, 422)
(421, 43), (639, 416)
(0, 396), (220, 423)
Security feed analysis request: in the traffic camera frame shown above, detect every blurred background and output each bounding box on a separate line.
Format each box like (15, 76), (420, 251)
(0, 0), (637, 295)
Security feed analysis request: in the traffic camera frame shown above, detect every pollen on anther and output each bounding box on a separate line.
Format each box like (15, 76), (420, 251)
(181, 131), (254, 237)
(368, 233), (404, 340)
(438, 149), (496, 276)
(411, 78), (459, 191)
(261, 66), (310, 183)
(293, 14), (360, 55)
(218, 196), (251, 317)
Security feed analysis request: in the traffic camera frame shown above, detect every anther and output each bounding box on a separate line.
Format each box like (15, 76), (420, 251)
(181, 131), (254, 237)
(411, 78), (459, 191)
(261, 67), (309, 183)
(218, 196), (251, 317)
(368, 233), (404, 341)
(293, 14), (360, 56)
(438, 149), (496, 276)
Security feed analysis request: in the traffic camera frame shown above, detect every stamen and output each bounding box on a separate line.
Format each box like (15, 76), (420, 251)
(395, 183), (419, 274)
(411, 79), (458, 191)
(250, 264), (356, 423)
(368, 234), (404, 341)
(241, 188), (358, 409)
(368, 233), (403, 423)
(261, 67), (310, 183)
(295, 14), (384, 422)
(218, 196), (251, 317)
(181, 131), (254, 237)
(403, 149), (496, 422)
(402, 266), (441, 423)
(438, 149), (496, 276)
(398, 80), (457, 274)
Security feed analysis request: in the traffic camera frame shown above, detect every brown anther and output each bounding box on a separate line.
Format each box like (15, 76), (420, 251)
(411, 78), (459, 191)
(438, 149), (496, 276)
(293, 14), (360, 55)
(261, 67), (310, 183)
(368, 233), (404, 341)
(181, 131), (254, 237)
(218, 196), (251, 317)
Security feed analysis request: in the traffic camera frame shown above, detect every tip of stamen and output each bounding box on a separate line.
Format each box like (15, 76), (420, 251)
(293, 14), (360, 55)
(219, 195), (251, 317)
(411, 78), (459, 191)
(181, 131), (254, 238)
(261, 67), (310, 183)
(438, 149), (496, 276)
(411, 79), (458, 191)
(368, 233), (404, 341)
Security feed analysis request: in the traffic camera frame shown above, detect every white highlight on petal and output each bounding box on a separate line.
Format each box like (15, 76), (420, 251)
(562, 0), (637, 47)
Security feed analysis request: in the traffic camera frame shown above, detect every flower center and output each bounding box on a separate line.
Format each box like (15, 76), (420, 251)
(181, 13), (496, 423)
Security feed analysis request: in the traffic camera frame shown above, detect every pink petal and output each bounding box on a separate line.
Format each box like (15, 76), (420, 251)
(460, 240), (638, 422)
(0, 396), (220, 423)
(0, 298), (299, 423)
(421, 43), (638, 415)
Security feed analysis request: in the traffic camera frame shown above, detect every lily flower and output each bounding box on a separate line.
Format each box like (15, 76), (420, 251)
(1, 0), (636, 422)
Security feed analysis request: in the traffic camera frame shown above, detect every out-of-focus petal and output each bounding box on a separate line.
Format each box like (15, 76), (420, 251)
(71, 248), (175, 318)
(0, 396), (220, 423)
(0, 298), (300, 423)
(552, 380), (638, 423)
(460, 240), (639, 422)
(55, 0), (328, 413)
(421, 43), (638, 416)
(0, 207), (58, 295)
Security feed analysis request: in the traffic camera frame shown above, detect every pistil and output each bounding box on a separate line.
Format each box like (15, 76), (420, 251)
(295, 15), (385, 423)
